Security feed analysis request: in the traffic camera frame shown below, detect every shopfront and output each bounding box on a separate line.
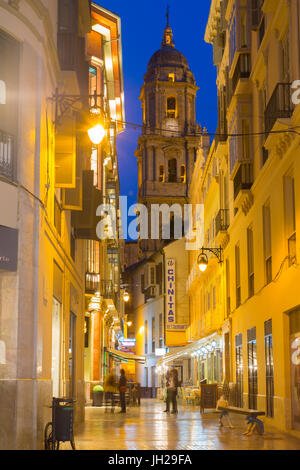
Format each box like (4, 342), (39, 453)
(156, 333), (223, 386)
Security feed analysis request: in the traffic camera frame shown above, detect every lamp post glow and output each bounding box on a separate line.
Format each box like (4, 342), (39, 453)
(123, 291), (130, 303)
(88, 123), (106, 145)
(198, 253), (208, 272)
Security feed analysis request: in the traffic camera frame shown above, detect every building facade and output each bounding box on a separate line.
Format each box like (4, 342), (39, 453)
(0, 0), (93, 449)
(83, 2), (125, 402)
(189, 0), (300, 432)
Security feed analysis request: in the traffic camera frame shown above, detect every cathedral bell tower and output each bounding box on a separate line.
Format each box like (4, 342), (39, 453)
(135, 15), (203, 257)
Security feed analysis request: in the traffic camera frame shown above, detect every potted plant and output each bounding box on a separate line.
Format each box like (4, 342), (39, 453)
(92, 385), (104, 407)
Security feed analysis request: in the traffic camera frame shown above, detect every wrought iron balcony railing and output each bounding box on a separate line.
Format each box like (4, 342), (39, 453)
(85, 272), (100, 294)
(0, 130), (14, 179)
(215, 209), (229, 236)
(265, 83), (293, 136)
(231, 53), (251, 95)
(234, 163), (254, 200)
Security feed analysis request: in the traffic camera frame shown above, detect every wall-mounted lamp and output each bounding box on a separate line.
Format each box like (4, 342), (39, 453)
(197, 246), (223, 272)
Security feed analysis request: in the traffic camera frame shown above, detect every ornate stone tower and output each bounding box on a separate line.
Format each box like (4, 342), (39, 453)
(135, 16), (203, 257)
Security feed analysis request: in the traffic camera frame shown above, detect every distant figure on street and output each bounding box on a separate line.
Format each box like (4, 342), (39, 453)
(119, 369), (127, 413)
(164, 369), (178, 414)
(136, 383), (141, 406)
(104, 369), (117, 413)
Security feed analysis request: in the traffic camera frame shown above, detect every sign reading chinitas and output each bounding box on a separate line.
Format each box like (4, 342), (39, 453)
(166, 259), (176, 326)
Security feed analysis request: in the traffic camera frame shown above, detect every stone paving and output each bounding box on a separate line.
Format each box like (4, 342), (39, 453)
(70, 399), (300, 451)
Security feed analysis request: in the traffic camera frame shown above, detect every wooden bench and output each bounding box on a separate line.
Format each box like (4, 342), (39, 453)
(218, 406), (265, 435)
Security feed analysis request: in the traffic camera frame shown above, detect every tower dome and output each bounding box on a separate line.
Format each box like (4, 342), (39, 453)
(144, 19), (195, 84)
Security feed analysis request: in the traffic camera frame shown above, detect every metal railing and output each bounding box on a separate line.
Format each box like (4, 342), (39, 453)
(232, 53), (251, 95)
(265, 83), (293, 135)
(0, 130), (14, 179)
(233, 163), (253, 200)
(85, 272), (100, 294)
(215, 209), (229, 236)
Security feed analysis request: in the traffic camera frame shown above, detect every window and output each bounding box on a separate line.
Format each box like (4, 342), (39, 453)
(213, 286), (216, 310)
(167, 97), (176, 118)
(265, 319), (274, 418)
(263, 202), (272, 284)
(54, 196), (62, 236)
(235, 334), (243, 408)
(144, 320), (148, 354)
(241, 11), (248, 48)
(168, 158), (177, 182)
(180, 165), (186, 183)
(152, 317), (155, 353)
(247, 227), (254, 297)
(242, 120), (250, 160)
(226, 259), (231, 316)
(159, 313), (163, 348)
(89, 65), (98, 96)
(235, 244), (241, 308)
(284, 172), (296, 265)
(168, 73), (175, 83)
(159, 165), (165, 182)
(150, 266), (155, 285)
(247, 327), (257, 410)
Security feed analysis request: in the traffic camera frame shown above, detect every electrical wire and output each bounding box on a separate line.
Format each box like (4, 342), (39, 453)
(112, 119), (300, 138)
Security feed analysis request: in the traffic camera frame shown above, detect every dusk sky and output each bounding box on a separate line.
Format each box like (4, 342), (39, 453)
(94, 0), (218, 234)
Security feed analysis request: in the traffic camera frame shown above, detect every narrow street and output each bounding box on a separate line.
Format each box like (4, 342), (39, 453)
(72, 400), (300, 451)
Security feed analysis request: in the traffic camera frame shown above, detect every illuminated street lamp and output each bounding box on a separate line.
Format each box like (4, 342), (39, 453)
(127, 321), (133, 327)
(88, 123), (106, 145)
(197, 246), (223, 272)
(123, 291), (130, 303)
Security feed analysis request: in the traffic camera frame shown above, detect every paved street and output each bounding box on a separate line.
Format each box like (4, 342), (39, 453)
(71, 399), (300, 451)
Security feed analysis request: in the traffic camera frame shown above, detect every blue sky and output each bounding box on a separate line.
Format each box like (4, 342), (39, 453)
(94, 0), (218, 234)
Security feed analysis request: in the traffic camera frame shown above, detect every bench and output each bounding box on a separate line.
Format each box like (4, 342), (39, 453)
(218, 406), (265, 435)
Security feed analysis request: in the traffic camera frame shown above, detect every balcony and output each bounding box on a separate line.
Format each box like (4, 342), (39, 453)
(100, 280), (117, 306)
(144, 285), (157, 302)
(231, 53), (251, 96)
(0, 130), (14, 179)
(85, 272), (100, 295)
(265, 83), (293, 136)
(216, 209), (230, 247)
(233, 163), (254, 215)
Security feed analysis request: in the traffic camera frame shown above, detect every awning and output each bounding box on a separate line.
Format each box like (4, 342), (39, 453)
(157, 332), (221, 367)
(107, 348), (145, 364)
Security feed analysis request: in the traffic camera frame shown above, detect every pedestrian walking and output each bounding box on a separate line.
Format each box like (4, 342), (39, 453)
(104, 369), (117, 413)
(164, 369), (178, 414)
(136, 382), (141, 406)
(119, 369), (127, 413)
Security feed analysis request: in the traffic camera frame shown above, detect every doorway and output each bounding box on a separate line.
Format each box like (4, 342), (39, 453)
(69, 312), (76, 399)
(52, 298), (61, 397)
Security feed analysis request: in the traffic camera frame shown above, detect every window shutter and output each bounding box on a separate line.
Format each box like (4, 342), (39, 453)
(55, 116), (76, 188)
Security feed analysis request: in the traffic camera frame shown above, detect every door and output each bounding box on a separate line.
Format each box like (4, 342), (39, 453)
(52, 298), (61, 397)
(69, 312), (76, 399)
(290, 308), (300, 430)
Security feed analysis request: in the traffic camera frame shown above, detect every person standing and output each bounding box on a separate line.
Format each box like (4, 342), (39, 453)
(104, 368), (117, 413)
(164, 370), (171, 412)
(170, 369), (179, 414)
(119, 369), (127, 413)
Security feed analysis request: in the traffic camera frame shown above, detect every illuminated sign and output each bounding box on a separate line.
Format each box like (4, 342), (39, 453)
(155, 348), (167, 356)
(119, 338), (136, 348)
(166, 324), (188, 331)
(166, 259), (176, 325)
(0, 225), (18, 271)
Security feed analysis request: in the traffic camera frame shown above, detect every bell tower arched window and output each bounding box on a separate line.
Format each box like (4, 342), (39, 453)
(159, 165), (165, 182)
(180, 165), (186, 183)
(168, 158), (177, 182)
(167, 97), (176, 118)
